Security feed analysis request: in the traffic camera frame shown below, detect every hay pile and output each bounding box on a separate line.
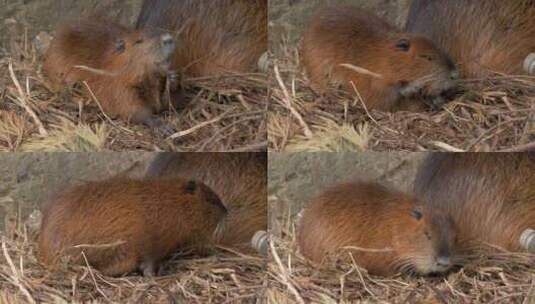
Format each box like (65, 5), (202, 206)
(267, 203), (535, 304)
(0, 208), (267, 303)
(0, 24), (267, 152)
(269, 39), (535, 152)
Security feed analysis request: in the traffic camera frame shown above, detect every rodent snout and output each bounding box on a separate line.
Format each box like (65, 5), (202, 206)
(432, 256), (452, 273)
(159, 33), (176, 61)
(160, 34), (174, 47)
(436, 256), (451, 268)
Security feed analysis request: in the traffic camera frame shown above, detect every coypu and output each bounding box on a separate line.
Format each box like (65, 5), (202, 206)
(38, 177), (227, 277)
(297, 181), (456, 276)
(145, 152), (267, 250)
(136, 0), (268, 77)
(414, 153), (535, 254)
(301, 5), (459, 112)
(43, 18), (179, 130)
(406, 0), (535, 78)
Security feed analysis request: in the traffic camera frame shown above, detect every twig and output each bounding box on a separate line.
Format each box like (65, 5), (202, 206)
(168, 109), (232, 139)
(8, 61), (47, 136)
(269, 237), (305, 304)
(274, 64), (312, 138)
(2, 238), (36, 304)
(500, 141), (535, 152)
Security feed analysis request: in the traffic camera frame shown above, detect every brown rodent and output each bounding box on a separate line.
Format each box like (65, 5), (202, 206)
(145, 153), (267, 250)
(136, 0), (267, 77)
(414, 153), (535, 254)
(38, 177), (227, 277)
(43, 18), (179, 129)
(301, 5), (459, 112)
(406, 0), (535, 78)
(297, 181), (456, 276)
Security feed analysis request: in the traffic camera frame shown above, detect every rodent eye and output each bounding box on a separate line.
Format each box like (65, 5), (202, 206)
(115, 40), (126, 53)
(395, 39), (411, 52)
(134, 39), (144, 45)
(410, 209), (422, 220)
(184, 180), (196, 194)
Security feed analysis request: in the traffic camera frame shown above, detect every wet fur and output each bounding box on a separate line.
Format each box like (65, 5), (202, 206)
(406, 0), (535, 78)
(414, 153), (535, 254)
(145, 153), (267, 250)
(38, 177), (227, 276)
(136, 0), (267, 77)
(302, 5), (458, 111)
(297, 182), (456, 276)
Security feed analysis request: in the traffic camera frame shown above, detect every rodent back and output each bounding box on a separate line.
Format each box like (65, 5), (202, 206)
(302, 5), (458, 110)
(298, 181), (455, 275)
(406, 0), (535, 77)
(414, 153), (535, 251)
(39, 178), (227, 262)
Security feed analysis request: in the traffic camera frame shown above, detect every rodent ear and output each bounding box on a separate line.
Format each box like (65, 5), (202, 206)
(115, 39), (126, 53)
(410, 209), (423, 220)
(184, 180), (197, 194)
(395, 39), (411, 52)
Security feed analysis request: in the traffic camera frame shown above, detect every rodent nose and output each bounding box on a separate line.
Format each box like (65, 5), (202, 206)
(436, 256), (451, 268)
(161, 33), (174, 46)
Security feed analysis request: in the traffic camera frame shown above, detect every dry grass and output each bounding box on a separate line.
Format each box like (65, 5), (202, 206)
(267, 198), (535, 304)
(269, 37), (535, 152)
(0, 202), (267, 303)
(0, 24), (267, 152)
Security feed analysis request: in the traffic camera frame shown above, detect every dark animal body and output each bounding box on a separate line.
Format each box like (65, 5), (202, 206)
(136, 0), (268, 77)
(414, 153), (535, 254)
(145, 152), (267, 249)
(297, 181), (456, 276)
(38, 177), (227, 277)
(301, 5), (459, 111)
(406, 0), (535, 78)
(43, 19), (178, 127)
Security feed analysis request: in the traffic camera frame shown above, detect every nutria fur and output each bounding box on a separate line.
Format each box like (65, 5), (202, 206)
(406, 0), (535, 78)
(145, 153), (267, 249)
(38, 177), (227, 277)
(302, 5), (459, 111)
(43, 18), (178, 128)
(297, 181), (456, 276)
(414, 153), (535, 254)
(136, 0), (267, 77)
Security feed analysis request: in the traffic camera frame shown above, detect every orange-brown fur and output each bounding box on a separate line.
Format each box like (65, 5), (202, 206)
(43, 19), (178, 126)
(302, 5), (459, 111)
(38, 177), (227, 277)
(414, 153), (535, 254)
(145, 153), (267, 250)
(406, 0), (535, 78)
(298, 182), (456, 276)
(136, 0), (267, 77)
